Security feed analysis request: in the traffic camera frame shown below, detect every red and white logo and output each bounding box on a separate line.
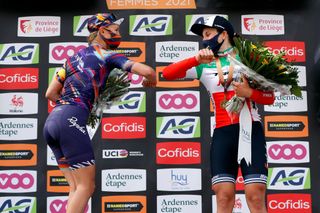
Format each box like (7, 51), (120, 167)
(236, 168), (244, 191)
(264, 41), (305, 62)
(241, 15), (284, 35)
(20, 20), (32, 33)
(102, 117), (146, 139)
(18, 16), (61, 37)
(0, 68), (38, 90)
(156, 142), (201, 164)
(268, 194), (311, 213)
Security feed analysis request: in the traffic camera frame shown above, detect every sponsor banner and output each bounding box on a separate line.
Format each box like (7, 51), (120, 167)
(210, 116), (216, 136)
(73, 15), (91, 36)
(47, 196), (91, 213)
(102, 146), (145, 160)
(157, 168), (202, 191)
(0, 43), (39, 65)
(0, 196), (36, 213)
(106, 0), (196, 9)
(264, 115), (308, 138)
(0, 170), (37, 193)
(49, 42), (87, 64)
(101, 116), (146, 139)
(185, 14), (228, 35)
(48, 100), (56, 113)
(213, 194), (250, 213)
(294, 66), (307, 87)
(47, 170), (69, 193)
(101, 195), (146, 213)
(128, 73), (143, 88)
(156, 116), (200, 138)
(47, 146), (57, 166)
(18, 16), (60, 37)
(157, 195), (201, 213)
(0, 144), (37, 166)
(264, 41), (305, 62)
(155, 41), (199, 63)
(156, 66), (199, 88)
(241, 14), (284, 35)
(156, 90), (200, 113)
(156, 142), (201, 164)
(264, 91), (307, 112)
(236, 168), (244, 191)
(267, 193), (311, 213)
(101, 169), (146, 192)
(267, 167), (310, 190)
(267, 141), (309, 163)
(0, 118), (37, 141)
(103, 91), (146, 114)
(0, 68), (38, 90)
(129, 15), (172, 36)
(0, 92), (38, 114)
(114, 42), (146, 62)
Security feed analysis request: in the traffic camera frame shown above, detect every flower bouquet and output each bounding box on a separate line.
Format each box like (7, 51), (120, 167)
(86, 68), (130, 139)
(222, 36), (302, 116)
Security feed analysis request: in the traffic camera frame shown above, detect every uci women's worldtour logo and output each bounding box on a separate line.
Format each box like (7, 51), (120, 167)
(0, 170), (37, 193)
(129, 15), (172, 36)
(264, 41), (305, 62)
(0, 93), (38, 115)
(49, 42), (87, 64)
(156, 90), (200, 113)
(0, 196), (36, 213)
(185, 14), (228, 35)
(267, 193), (311, 213)
(0, 43), (39, 65)
(241, 14), (284, 35)
(18, 16), (60, 37)
(267, 167), (310, 190)
(106, 0), (196, 9)
(73, 15), (91, 36)
(267, 141), (309, 164)
(47, 196), (91, 213)
(264, 91), (307, 112)
(102, 117), (146, 139)
(103, 91), (146, 114)
(102, 195), (146, 213)
(157, 195), (201, 213)
(0, 144), (37, 167)
(0, 68), (38, 90)
(156, 116), (200, 138)
(0, 118), (37, 141)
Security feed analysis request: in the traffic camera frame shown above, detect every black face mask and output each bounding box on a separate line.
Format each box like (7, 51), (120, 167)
(202, 33), (224, 56)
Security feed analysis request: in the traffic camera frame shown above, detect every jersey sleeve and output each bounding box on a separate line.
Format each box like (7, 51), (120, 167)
(54, 67), (66, 84)
(107, 53), (134, 72)
(250, 89), (275, 105)
(162, 56), (200, 80)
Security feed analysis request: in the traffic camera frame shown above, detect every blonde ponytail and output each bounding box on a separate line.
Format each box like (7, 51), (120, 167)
(87, 31), (98, 45)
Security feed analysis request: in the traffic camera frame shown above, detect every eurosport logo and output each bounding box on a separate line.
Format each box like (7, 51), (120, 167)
(264, 115), (308, 138)
(102, 196), (146, 213)
(264, 41), (305, 62)
(241, 14), (284, 35)
(0, 196), (36, 213)
(156, 116), (200, 138)
(73, 15), (91, 36)
(157, 168), (201, 191)
(0, 144), (37, 167)
(0, 43), (39, 65)
(264, 91), (307, 112)
(156, 91), (200, 113)
(106, 0), (196, 9)
(0, 118), (37, 141)
(0, 93), (38, 115)
(128, 73), (143, 88)
(155, 41), (198, 63)
(156, 66), (200, 88)
(156, 142), (201, 164)
(294, 66), (307, 87)
(267, 167), (310, 190)
(102, 149), (144, 159)
(185, 14), (228, 35)
(129, 15), (172, 36)
(114, 42), (146, 62)
(18, 16), (60, 37)
(47, 196), (91, 213)
(103, 91), (146, 114)
(267, 193), (311, 213)
(267, 141), (309, 163)
(157, 195), (201, 213)
(101, 169), (146, 192)
(0, 170), (37, 193)
(213, 194), (250, 213)
(102, 117), (146, 139)
(0, 68), (38, 90)
(47, 170), (69, 193)
(49, 42), (87, 64)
